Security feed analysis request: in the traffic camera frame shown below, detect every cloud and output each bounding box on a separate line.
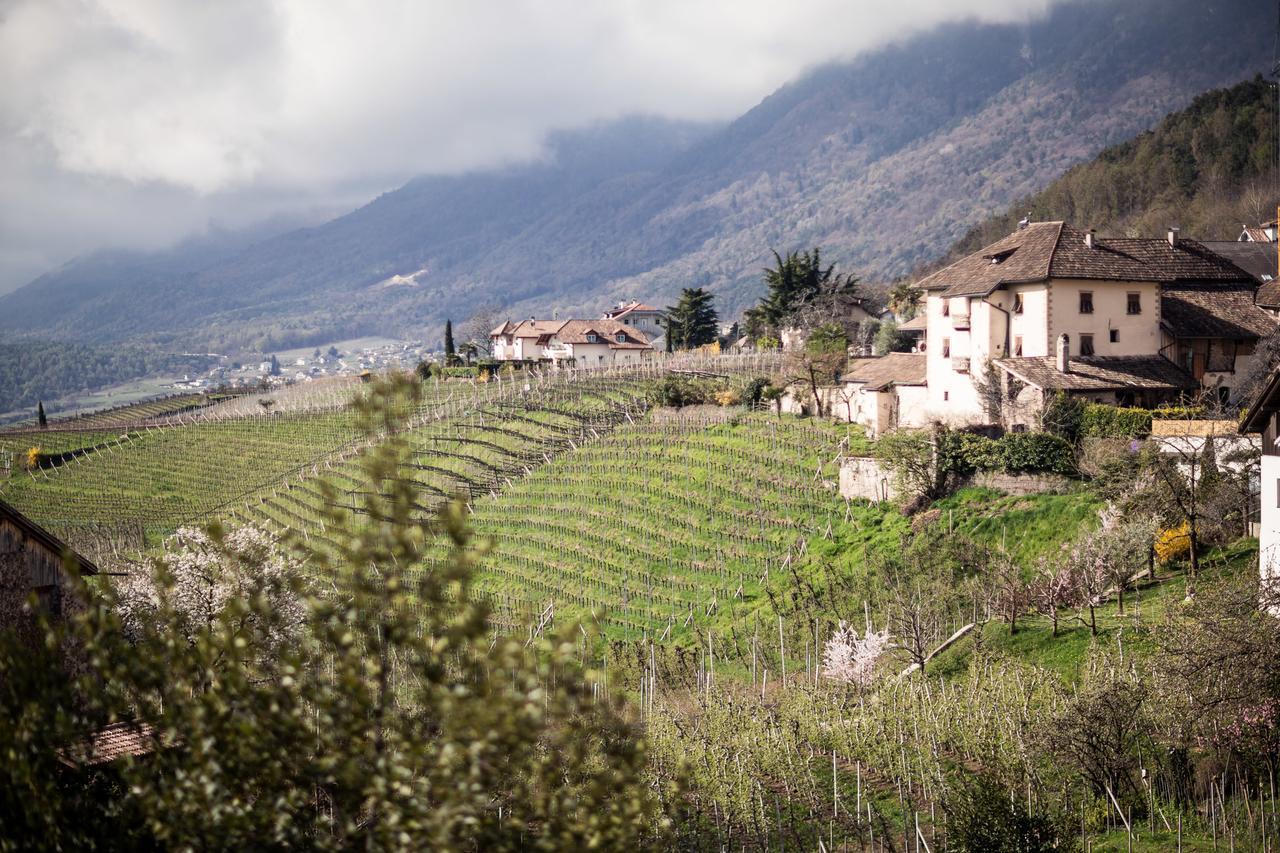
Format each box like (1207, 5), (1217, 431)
(0, 0), (1057, 291)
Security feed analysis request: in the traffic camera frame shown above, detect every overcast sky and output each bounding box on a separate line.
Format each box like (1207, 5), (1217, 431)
(0, 0), (1058, 294)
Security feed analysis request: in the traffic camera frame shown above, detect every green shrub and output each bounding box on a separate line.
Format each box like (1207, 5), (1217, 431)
(1079, 404), (1152, 439)
(653, 375), (722, 408)
(1039, 392), (1085, 443)
(743, 376), (770, 406)
(941, 431), (1075, 476)
(997, 433), (1075, 475)
(1151, 405), (1207, 420)
(441, 366), (478, 379)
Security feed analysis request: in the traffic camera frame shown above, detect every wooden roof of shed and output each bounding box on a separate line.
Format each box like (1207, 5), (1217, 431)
(0, 498), (99, 576)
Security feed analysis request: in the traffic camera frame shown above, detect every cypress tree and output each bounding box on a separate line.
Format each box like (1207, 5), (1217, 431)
(37, 401), (47, 429)
(444, 320), (456, 362)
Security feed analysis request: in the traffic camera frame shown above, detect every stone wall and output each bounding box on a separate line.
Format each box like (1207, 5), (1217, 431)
(838, 456), (1073, 503)
(838, 456), (898, 502)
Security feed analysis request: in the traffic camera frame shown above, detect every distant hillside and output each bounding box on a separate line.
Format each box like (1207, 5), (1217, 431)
(0, 0), (1272, 353)
(943, 76), (1278, 261)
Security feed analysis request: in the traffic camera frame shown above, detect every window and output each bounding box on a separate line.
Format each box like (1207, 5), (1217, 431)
(942, 337), (951, 358)
(1079, 292), (1093, 314)
(1276, 477), (1280, 509)
(1218, 387), (1230, 407)
(943, 391), (949, 401)
(1109, 329), (1119, 343)
(942, 301), (950, 317)
(1012, 293), (1024, 314)
(1079, 334), (1094, 356)
(586, 333), (598, 343)
(616, 333), (626, 343)
(1014, 336), (1023, 356)
(1127, 292), (1141, 315)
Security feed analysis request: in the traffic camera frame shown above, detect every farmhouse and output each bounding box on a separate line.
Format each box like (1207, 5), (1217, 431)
(490, 318), (654, 365)
(834, 352), (928, 436)
(912, 221), (1276, 425)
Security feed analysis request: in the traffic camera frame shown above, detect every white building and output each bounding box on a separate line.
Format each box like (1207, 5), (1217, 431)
(1240, 368), (1280, 609)
(835, 353), (929, 436)
(603, 301), (665, 343)
(490, 318), (653, 365)
(913, 221), (1275, 426)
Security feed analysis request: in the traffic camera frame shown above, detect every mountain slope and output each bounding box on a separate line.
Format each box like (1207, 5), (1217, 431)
(939, 75), (1278, 262)
(1, 0), (1272, 351)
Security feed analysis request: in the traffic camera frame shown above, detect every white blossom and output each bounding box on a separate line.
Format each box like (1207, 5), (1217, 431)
(116, 525), (304, 648)
(822, 621), (889, 688)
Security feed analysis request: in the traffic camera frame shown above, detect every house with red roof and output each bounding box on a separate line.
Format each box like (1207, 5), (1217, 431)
(489, 318), (654, 366)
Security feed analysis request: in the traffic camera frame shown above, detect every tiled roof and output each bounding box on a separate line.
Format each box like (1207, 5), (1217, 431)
(897, 314), (928, 332)
(920, 222), (1253, 298)
(1258, 281), (1280, 309)
(489, 321), (516, 337)
(1241, 365), (1280, 433)
(840, 353), (927, 390)
(605, 301), (662, 319)
(1201, 242), (1276, 284)
(59, 721), (156, 767)
(995, 355), (1197, 392)
(1161, 284), (1277, 339)
(554, 319), (651, 347)
(507, 320), (568, 338)
(1241, 226), (1273, 242)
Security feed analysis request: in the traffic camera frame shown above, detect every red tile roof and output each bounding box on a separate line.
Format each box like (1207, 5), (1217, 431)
(59, 721), (157, 767)
(553, 319), (651, 347)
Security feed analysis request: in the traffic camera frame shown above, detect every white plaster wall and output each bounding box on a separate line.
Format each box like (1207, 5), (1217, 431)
(896, 385), (932, 428)
(1262, 454), (1280, 598)
(1047, 279), (1161, 357)
(1007, 285), (1050, 356)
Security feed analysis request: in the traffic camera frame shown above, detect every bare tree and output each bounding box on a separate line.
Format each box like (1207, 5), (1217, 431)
(1029, 556), (1079, 637)
(459, 304), (504, 359)
(991, 552), (1028, 635)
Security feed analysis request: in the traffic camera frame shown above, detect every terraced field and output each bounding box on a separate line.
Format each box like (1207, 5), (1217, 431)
(432, 411), (852, 638)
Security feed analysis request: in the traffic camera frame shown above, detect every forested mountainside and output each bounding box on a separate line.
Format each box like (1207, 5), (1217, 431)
(943, 76), (1279, 262)
(0, 0), (1271, 353)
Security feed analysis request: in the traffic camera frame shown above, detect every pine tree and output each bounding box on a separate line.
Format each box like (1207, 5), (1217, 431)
(746, 248), (859, 336)
(36, 401), (46, 429)
(663, 288), (719, 351)
(269, 355), (281, 376)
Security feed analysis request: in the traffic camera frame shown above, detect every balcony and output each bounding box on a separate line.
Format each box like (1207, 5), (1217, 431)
(952, 357), (970, 373)
(951, 312), (971, 330)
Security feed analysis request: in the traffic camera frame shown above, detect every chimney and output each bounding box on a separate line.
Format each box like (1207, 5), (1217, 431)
(1056, 333), (1071, 374)
(1084, 228), (1096, 249)
(1167, 227), (1180, 247)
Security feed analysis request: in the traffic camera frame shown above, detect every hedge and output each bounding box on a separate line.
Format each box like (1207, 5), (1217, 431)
(1079, 405), (1153, 439)
(942, 431), (1075, 476)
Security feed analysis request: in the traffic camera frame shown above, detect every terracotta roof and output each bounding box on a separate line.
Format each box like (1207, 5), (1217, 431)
(1160, 284), (1277, 340)
(1241, 226), (1273, 243)
(507, 320), (568, 338)
(840, 353), (927, 390)
(0, 499), (99, 576)
(897, 314), (928, 332)
(489, 320), (516, 337)
(1201, 242), (1277, 284)
(995, 355), (1196, 392)
(553, 319), (651, 347)
(59, 721), (156, 767)
(920, 222), (1253, 298)
(604, 301), (662, 319)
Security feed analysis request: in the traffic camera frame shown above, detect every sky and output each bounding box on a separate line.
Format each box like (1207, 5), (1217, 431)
(0, 0), (1058, 294)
